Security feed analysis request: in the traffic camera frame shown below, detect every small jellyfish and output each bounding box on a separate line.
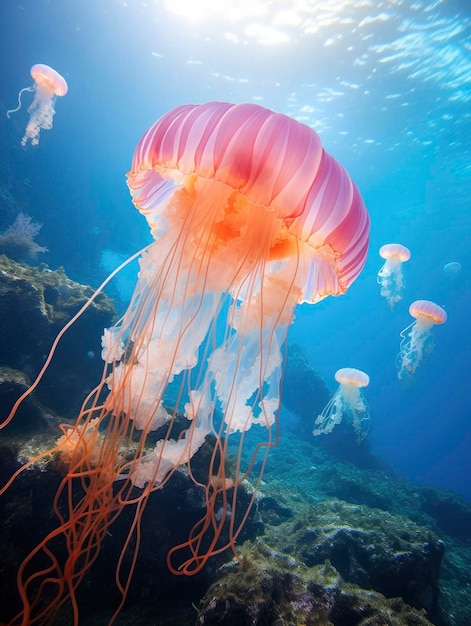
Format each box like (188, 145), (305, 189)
(313, 367), (370, 442)
(397, 299), (447, 380)
(7, 63), (68, 146)
(377, 243), (411, 309)
(443, 261), (461, 276)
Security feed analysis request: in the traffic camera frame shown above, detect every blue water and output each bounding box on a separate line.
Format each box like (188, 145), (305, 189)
(0, 0), (470, 501)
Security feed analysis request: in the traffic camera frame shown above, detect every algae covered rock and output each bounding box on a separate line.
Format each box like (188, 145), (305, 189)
(197, 542), (433, 625)
(196, 495), (444, 624)
(0, 426), (261, 625)
(0, 366), (56, 436)
(284, 500), (444, 617)
(0, 255), (116, 417)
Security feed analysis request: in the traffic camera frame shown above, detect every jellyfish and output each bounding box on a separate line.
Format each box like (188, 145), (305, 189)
(313, 368), (370, 442)
(397, 299), (447, 380)
(377, 242), (411, 309)
(0, 102), (370, 624)
(443, 261), (461, 276)
(6, 63), (68, 146)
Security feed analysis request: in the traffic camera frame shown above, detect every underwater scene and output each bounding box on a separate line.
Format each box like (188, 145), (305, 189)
(0, 1), (470, 625)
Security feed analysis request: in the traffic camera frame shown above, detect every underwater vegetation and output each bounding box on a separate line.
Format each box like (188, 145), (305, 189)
(0, 213), (48, 261)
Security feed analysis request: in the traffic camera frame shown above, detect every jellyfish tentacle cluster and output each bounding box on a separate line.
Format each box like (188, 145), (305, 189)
(1, 101), (370, 624)
(397, 299), (447, 380)
(313, 367), (371, 442)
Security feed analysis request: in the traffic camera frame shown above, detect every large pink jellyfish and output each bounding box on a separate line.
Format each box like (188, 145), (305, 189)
(397, 299), (447, 379)
(1, 102), (370, 625)
(6, 63), (68, 146)
(377, 242), (411, 309)
(313, 367), (370, 442)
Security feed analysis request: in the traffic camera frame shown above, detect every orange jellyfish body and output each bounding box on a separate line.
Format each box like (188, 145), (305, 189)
(1, 102), (370, 625)
(7, 63), (68, 146)
(397, 299), (447, 379)
(377, 242), (411, 309)
(314, 367), (370, 442)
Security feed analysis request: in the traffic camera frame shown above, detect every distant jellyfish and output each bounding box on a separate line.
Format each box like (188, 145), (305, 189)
(397, 299), (447, 380)
(313, 367), (370, 442)
(377, 243), (411, 309)
(443, 261), (461, 276)
(6, 63), (68, 146)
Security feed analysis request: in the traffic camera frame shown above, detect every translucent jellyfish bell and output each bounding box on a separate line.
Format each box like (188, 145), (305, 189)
(377, 243), (411, 309)
(313, 367), (370, 442)
(443, 261), (461, 276)
(7, 63), (68, 146)
(397, 299), (447, 380)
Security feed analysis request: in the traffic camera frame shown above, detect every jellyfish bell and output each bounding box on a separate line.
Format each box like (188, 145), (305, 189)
(314, 367), (371, 442)
(379, 243), (410, 263)
(335, 367), (370, 387)
(30, 63), (68, 97)
(397, 299), (447, 380)
(6, 63), (68, 146)
(0, 102), (370, 624)
(377, 242), (411, 309)
(409, 299), (447, 325)
(443, 261), (461, 275)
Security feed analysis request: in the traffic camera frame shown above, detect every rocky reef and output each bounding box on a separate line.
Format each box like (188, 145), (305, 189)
(195, 443), (471, 625)
(0, 254), (115, 419)
(197, 543), (434, 625)
(0, 256), (470, 625)
(255, 430), (471, 626)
